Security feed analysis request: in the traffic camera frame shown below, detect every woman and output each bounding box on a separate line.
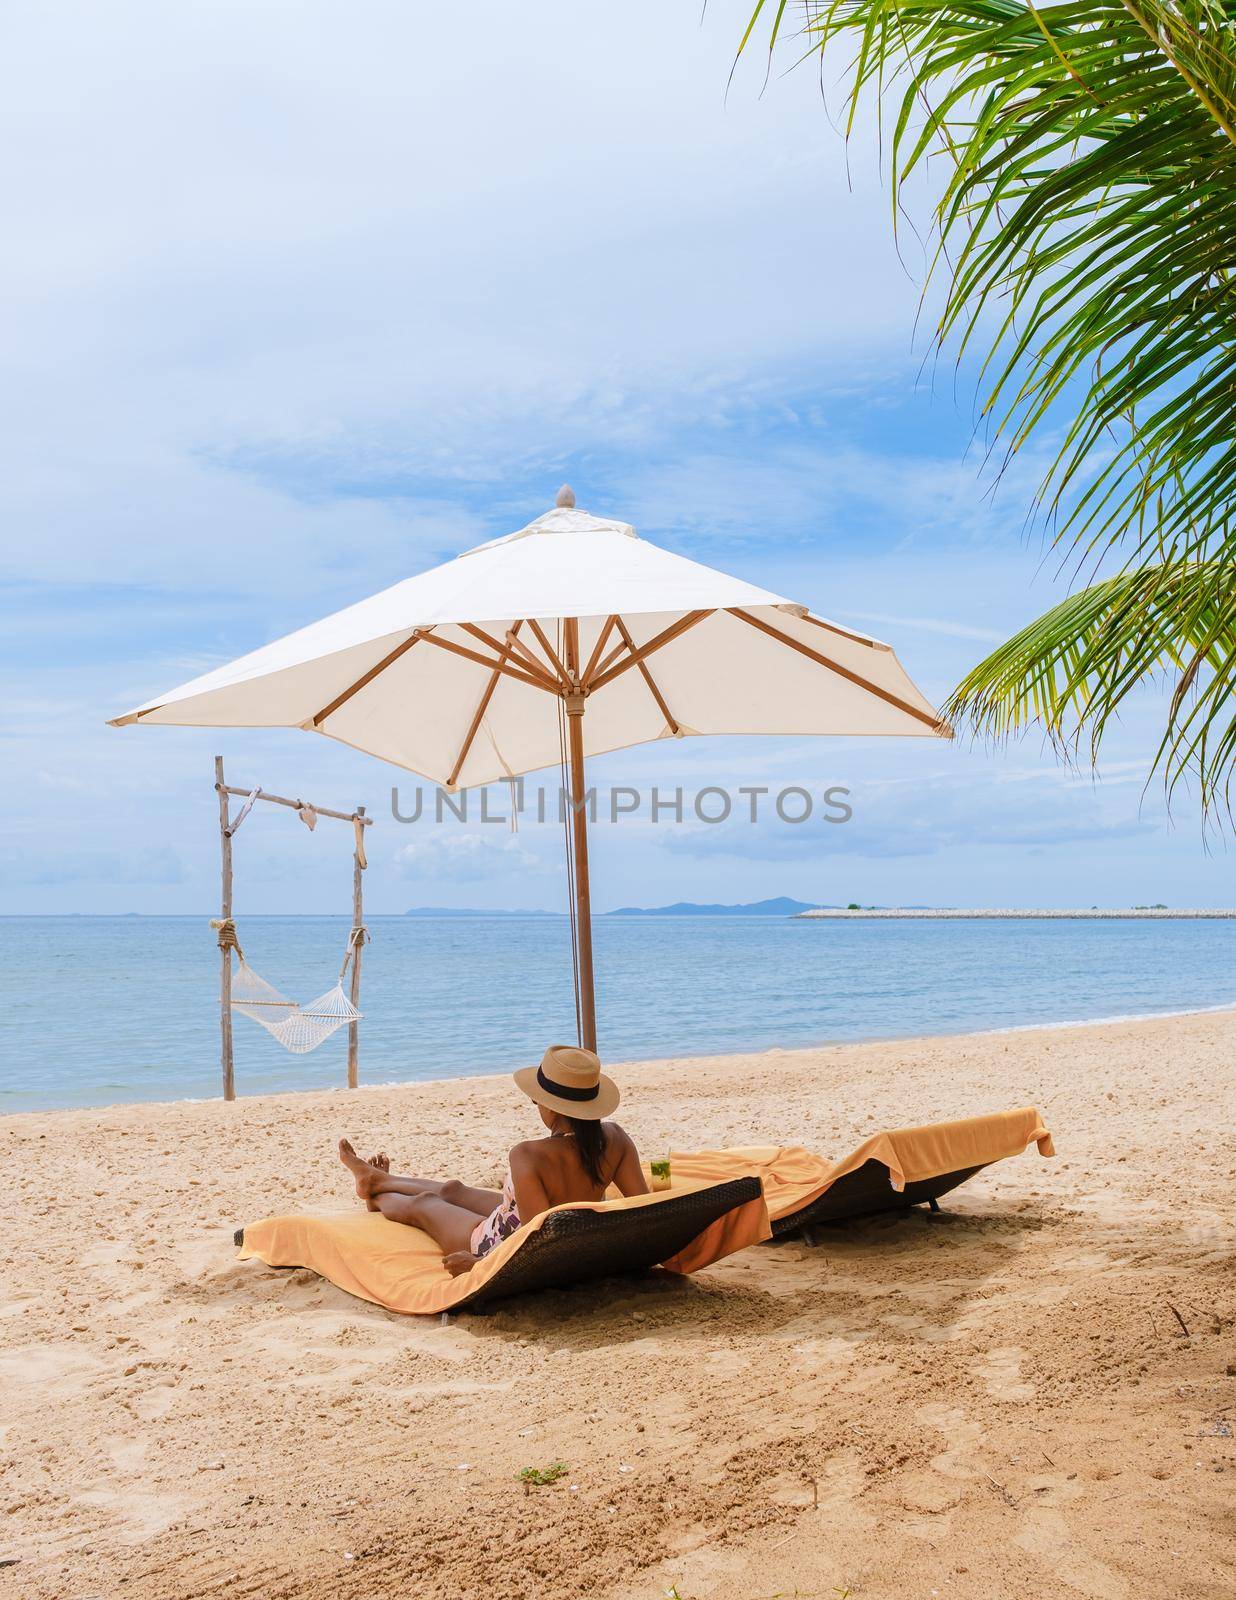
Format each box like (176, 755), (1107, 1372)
(337, 1044), (647, 1275)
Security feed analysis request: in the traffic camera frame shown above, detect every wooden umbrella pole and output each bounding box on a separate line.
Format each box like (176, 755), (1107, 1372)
(347, 805), (366, 1089)
(215, 755), (236, 1102)
(562, 622), (597, 1053)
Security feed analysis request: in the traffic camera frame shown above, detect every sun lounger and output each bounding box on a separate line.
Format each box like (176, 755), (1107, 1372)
(664, 1106), (1054, 1240)
(234, 1109), (1049, 1313)
(768, 1158), (989, 1235)
(235, 1175), (768, 1315)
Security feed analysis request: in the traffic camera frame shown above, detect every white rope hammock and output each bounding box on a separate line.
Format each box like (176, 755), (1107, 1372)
(214, 921), (364, 1054)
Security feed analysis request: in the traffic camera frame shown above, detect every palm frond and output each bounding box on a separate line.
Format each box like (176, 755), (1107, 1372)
(944, 560), (1236, 810)
(744, 0), (1236, 809)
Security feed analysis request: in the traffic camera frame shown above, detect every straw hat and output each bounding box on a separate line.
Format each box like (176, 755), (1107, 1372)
(514, 1044), (620, 1120)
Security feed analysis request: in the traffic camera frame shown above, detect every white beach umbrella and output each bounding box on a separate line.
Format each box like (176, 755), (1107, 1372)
(111, 487), (948, 1048)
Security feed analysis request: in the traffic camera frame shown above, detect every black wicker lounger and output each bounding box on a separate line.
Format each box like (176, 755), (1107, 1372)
(769, 1160), (987, 1240)
(235, 1175), (762, 1312)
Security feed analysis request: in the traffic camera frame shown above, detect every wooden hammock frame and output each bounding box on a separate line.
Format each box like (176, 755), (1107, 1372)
(214, 755), (373, 1101)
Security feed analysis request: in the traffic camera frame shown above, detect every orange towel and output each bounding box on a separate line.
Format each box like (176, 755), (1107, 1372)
(662, 1106), (1053, 1223)
(237, 1175), (771, 1317)
(656, 1145), (833, 1221)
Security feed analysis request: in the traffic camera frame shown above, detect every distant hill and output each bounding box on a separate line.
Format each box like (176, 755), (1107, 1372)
(605, 896), (823, 917)
(404, 897), (827, 918)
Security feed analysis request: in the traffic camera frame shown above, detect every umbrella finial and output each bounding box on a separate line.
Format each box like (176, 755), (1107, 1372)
(555, 484), (576, 509)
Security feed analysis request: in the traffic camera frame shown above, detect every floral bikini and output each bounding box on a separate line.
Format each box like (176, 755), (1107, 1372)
(470, 1170), (522, 1259)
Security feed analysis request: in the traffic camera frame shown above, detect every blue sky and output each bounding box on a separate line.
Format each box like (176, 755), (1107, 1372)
(2, 1), (1228, 913)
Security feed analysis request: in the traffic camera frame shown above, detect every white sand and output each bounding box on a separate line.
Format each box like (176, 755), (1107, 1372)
(2, 1010), (1233, 1599)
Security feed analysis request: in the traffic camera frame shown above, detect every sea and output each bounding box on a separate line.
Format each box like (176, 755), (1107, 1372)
(3, 913), (1235, 1114)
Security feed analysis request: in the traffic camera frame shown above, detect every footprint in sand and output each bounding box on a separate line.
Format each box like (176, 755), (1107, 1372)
(74, 1483), (192, 1546)
(836, 1356), (900, 1396)
(0, 1342), (104, 1400)
(916, 1400), (985, 1480)
(881, 1309), (962, 1343)
(106, 1435), (149, 1473)
(1016, 1506), (1130, 1599)
(130, 1375), (180, 1422)
(788, 1333), (868, 1372)
(975, 1345), (1036, 1401)
(643, 1542), (753, 1596)
(893, 1470), (963, 1540)
(766, 1473), (822, 1509)
(813, 1449), (878, 1527)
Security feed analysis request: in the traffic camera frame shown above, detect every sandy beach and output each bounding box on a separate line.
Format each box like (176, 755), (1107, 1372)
(3, 1009), (1234, 1600)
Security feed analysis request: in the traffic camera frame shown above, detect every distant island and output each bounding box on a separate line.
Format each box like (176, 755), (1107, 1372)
(606, 897), (822, 917)
(404, 897), (826, 918)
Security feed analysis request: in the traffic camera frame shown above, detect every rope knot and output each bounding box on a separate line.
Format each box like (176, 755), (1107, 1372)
(210, 917), (243, 957)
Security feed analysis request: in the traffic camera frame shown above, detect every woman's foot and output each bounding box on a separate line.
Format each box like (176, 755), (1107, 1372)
(338, 1139), (384, 1209)
(443, 1251), (477, 1277)
(366, 1152), (390, 1172)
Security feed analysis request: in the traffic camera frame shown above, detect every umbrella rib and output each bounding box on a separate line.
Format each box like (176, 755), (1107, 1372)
(581, 616), (618, 685)
(587, 633), (632, 685)
(798, 612), (890, 651)
(502, 627), (561, 685)
(479, 619), (569, 690)
(310, 626), (433, 727)
(587, 610), (714, 694)
(447, 621), (525, 788)
(459, 624), (560, 692)
(413, 629), (558, 695)
(614, 617), (680, 735)
(525, 619), (574, 689)
(109, 705), (164, 726)
(727, 608), (949, 733)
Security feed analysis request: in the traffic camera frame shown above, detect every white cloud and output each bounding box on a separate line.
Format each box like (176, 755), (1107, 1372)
(393, 831), (553, 884)
(657, 763), (1157, 865)
(0, 1), (927, 598)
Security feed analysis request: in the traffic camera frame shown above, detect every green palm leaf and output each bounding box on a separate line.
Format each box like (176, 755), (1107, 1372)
(744, 0), (1236, 810)
(946, 561), (1236, 809)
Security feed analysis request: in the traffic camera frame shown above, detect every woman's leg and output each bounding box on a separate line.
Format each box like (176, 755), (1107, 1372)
(338, 1140), (500, 1214)
(370, 1191), (483, 1256)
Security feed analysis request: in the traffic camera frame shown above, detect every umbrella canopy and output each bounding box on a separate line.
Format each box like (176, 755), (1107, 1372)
(111, 488), (948, 1053)
(111, 494), (946, 787)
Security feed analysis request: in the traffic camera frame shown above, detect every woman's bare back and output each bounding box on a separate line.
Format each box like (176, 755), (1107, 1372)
(507, 1122), (646, 1219)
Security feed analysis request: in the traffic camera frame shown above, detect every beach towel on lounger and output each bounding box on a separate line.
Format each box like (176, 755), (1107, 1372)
(237, 1175), (770, 1316)
(237, 1109), (1051, 1314)
(664, 1105), (1054, 1236)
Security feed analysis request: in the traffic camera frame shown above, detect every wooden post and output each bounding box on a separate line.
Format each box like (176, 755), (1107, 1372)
(562, 621), (597, 1053)
(215, 755), (235, 1102)
(347, 805), (366, 1089)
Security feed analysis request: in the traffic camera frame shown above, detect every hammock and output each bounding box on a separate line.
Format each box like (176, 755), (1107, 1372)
(214, 921), (365, 1054)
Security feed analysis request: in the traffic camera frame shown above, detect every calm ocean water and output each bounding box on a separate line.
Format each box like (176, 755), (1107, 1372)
(3, 915), (1234, 1113)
